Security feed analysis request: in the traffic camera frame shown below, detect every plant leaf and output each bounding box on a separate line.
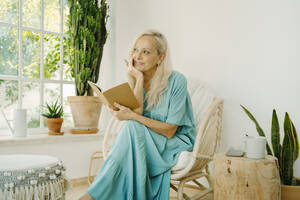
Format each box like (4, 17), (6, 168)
(271, 109), (281, 175)
(282, 115), (294, 185)
(284, 113), (296, 161)
(290, 117), (299, 162)
(41, 99), (63, 118)
(241, 105), (273, 155)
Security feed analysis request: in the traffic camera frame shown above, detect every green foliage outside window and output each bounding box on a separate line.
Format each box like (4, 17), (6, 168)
(0, 32), (71, 104)
(0, 0), (72, 128)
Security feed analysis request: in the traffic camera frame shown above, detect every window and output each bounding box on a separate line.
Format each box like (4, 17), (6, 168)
(0, 0), (74, 135)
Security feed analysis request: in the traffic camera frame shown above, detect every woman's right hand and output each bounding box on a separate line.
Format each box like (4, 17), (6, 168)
(125, 57), (143, 81)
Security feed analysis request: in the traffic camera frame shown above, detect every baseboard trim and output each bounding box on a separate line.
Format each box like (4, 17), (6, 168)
(71, 177), (205, 191)
(71, 177), (89, 187)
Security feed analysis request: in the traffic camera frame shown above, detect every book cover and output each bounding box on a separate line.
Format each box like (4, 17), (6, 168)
(88, 81), (139, 111)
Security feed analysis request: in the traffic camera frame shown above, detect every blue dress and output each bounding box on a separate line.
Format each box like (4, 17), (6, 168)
(88, 71), (196, 200)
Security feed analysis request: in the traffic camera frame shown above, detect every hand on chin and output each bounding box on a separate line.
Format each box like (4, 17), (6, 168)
(134, 65), (144, 72)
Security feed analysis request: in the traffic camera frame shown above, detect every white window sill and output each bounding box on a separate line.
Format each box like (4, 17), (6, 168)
(0, 130), (103, 146)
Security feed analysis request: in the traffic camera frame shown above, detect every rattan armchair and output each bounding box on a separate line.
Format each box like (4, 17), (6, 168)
(170, 97), (223, 200)
(88, 78), (224, 200)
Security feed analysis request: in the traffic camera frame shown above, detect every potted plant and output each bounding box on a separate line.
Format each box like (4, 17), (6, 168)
(241, 105), (300, 200)
(42, 100), (64, 135)
(66, 0), (108, 134)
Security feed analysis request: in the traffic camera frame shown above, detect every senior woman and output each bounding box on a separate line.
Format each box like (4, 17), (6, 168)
(80, 30), (196, 200)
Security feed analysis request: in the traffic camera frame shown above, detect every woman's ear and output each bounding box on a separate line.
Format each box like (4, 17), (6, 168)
(158, 52), (166, 66)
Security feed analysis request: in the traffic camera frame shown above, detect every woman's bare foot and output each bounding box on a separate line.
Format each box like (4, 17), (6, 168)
(79, 192), (93, 200)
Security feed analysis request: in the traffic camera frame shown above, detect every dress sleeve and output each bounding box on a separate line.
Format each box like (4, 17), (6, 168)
(165, 75), (189, 126)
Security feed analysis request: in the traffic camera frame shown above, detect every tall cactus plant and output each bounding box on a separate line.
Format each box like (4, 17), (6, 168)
(67, 0), (108, 96)
(241, 106), (299, 185)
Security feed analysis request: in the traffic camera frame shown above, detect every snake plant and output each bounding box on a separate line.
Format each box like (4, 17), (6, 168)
(67, 0), (108, 96)
(241, 105), (299, 185)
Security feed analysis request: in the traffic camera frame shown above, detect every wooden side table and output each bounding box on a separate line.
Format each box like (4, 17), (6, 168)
(213, 153), (280, 200)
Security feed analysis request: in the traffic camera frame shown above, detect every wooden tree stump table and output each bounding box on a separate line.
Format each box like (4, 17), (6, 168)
(213, 153), (280, 200)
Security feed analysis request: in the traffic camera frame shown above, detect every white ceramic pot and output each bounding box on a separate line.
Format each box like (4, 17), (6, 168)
(244, 136), (266, 159)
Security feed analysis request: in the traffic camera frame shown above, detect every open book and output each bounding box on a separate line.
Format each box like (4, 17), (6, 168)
(88, 81), (139, 111)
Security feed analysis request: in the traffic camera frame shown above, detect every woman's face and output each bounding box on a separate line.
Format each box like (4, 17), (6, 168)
(132, 35), (164, 73)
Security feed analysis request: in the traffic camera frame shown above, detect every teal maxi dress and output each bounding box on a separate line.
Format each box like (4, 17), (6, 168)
(88, 71), (196, 200)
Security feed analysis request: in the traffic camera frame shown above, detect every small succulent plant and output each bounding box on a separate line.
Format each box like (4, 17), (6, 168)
(42, 100), (64, 118)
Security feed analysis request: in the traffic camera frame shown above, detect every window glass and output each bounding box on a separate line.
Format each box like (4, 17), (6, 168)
(22, 0), (41, 29)
(23, 81), (40, 128)
(63, 84), (74, 127)
(0, 0), (18, 24)
(0, 0), (74, 135)
(44, 33), (60, 80)
(22, 31), (40, 78)
(0, 80), (18, 131)
(63, 0), (69, 33)
(44, 83), (60, 104)
(63, 36), (72, 81)
(44, 0), (60, 33)
(0, 26), (18, 76)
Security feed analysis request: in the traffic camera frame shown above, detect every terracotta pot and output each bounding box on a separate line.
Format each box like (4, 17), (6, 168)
(45, 118), (63, 135)
(67, 96), (102, 134)
(281, 184), (300, 200)
(296, 178), (300, 186)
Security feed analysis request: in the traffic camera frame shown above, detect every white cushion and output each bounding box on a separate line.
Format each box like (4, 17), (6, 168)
(172, 151), (192, 171)
(171, 78), (215, 171)
(0, 154), (60, 171)
(187, 78), (215, 131)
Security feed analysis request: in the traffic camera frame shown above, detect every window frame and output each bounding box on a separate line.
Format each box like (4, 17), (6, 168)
(0, 0), (73, 134)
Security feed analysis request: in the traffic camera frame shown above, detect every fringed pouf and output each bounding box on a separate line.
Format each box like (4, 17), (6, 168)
(0, 154), (70, 200)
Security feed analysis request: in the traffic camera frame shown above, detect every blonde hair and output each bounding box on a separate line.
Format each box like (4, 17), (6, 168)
(127, 29), (172, 110)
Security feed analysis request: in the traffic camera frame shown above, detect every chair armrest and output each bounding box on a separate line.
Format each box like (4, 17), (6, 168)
(196, 154), (213, 160)
(91, 151), (104, 159)
(103, 117), (123, 159)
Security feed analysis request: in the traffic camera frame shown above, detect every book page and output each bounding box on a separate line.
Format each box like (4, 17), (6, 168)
(88, 81), (111, 107)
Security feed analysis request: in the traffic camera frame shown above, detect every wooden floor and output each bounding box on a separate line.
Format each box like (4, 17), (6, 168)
(66, 183), (213, 200)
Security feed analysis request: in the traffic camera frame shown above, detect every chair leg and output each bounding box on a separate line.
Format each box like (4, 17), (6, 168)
(178, 180), (191, 200)
(88, 152), (103, 185)
(88, 158), (94, 185)
(171, 182), (191, 200)
(173, 171), (214, 200)
(170, 183), (178, 192)
(192, 180), (206, 190)
(190, 188), (212, 200)
(205, 165), (213, 189)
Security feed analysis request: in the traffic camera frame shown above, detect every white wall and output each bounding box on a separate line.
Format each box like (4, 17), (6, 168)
(0, 137), (102, 179)
(115, 0), (300, 176)
(97, 0), (117, 127)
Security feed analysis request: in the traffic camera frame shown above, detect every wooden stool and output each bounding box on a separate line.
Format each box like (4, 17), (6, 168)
(214, 153), (280, 200)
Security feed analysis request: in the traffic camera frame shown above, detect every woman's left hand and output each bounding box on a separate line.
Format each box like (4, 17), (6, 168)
(126, 57), (143, 81)
(109, 103), (136, 121)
